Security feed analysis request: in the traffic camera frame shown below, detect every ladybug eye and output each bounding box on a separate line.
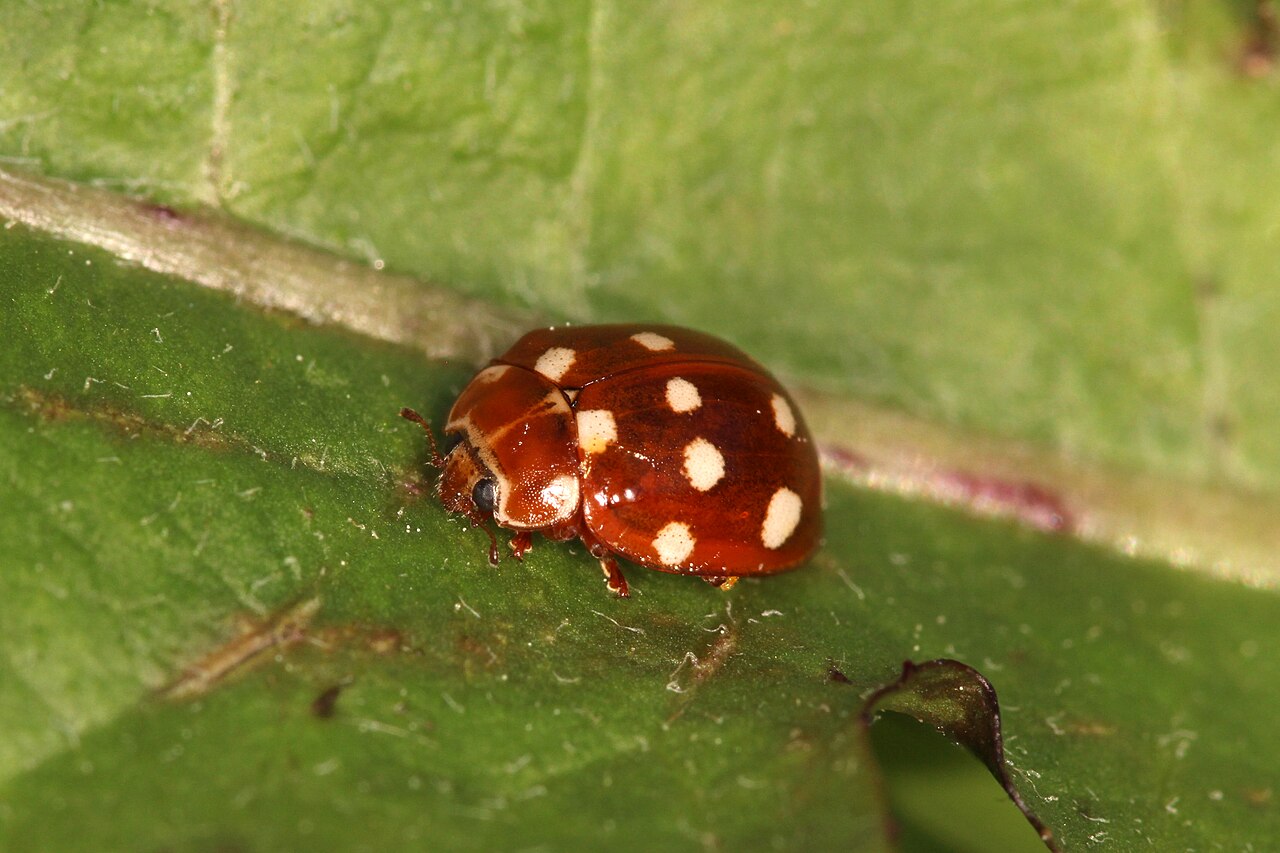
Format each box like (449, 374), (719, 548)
(471, 478), (497, 514)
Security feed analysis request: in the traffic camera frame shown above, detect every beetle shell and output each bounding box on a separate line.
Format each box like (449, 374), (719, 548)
(423, 324), (821, 593)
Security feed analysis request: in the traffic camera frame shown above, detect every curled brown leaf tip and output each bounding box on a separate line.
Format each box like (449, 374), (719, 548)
(857, 658), (1060, 852)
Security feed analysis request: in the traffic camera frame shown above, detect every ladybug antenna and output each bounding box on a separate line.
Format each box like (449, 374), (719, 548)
(399, 407), (445, 468)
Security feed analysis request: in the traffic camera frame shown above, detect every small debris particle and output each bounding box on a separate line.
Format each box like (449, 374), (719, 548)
(311, 684), (343, 719)
(367, 629), (403, 655)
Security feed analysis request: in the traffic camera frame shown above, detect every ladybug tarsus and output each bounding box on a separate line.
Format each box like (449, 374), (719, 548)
(600, 556), (631, 598)
(703, 576), (740, 591)
(509, 531), (534, 562)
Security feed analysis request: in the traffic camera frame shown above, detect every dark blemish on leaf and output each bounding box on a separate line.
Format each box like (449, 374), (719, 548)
(853, 659), (1061, 852)
(311, 684), (343, 719)
(162, 597), (322, 701)
(826, 665), (853, 684)
(1240, 1), (1279, 77)
(1243, 787), (1273, 808)
(818, 445), (871, 475)
(693, 626), (738, 684)
(143, 201), (185, 225)
(819, 445), (1075, 534)
(367, 628), (405, 655)
(1195, 274), (1221, 300)
(307, 624), (413, 658)
(400, 477), (433, 500)
(455, 633), (503, 673)
(934, 471), (1073, 533)
(1208, 414), (1235, 445)
(12, 385), (240, 453)
(664, 626), (741, 718)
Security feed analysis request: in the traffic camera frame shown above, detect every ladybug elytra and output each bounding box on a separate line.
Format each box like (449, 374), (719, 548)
(402, 325), (821, 596)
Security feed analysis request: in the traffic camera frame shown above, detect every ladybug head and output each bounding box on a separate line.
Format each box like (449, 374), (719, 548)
(401, 362), (583, 533)
(400, 407), (497, 524)
(401, 407), (502, 564)
(438, 440), (499, 524)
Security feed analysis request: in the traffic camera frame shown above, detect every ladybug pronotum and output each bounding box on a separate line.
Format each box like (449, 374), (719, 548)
(402, 324), (821, 596)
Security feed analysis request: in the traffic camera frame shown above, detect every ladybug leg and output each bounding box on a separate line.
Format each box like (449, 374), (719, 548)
(598, 554), (631, 598)
(509, 530), (534, 562)
(703, 576), (740, 591)
(481, 527), (501, 567)
(575, 524), (630, 598)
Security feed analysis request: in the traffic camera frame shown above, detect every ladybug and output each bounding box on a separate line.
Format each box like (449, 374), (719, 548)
(401, 324), (821, 596)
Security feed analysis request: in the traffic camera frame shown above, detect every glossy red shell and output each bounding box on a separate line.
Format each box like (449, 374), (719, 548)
(438, 324), (822, 578)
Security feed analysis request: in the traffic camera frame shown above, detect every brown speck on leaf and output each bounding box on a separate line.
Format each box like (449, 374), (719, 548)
(400, 477), (433, 500)
(455, 633), (503, 672)
(693, 627), (738, 684)
(663, 624), (741, 724)
(827, 664), (853, 684)
(1244, 786), (1273, 807)
(1241, 1), (1279, 77)
(15, 385), (238, 453)
(307, 624), (416, 658)
(1067, 720), (1118, 737)
(1195, 275), (1221, 300)
(143, 202), (185, 225)
(311, 684), (343, 719)
(367, 628), (404, 655)
(1208, 414), (1235, 444)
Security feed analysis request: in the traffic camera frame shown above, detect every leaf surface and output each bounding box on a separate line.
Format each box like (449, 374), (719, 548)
(2, 2), (1280, 850)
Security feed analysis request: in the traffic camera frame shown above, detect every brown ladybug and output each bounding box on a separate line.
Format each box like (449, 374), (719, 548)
(401, 325), (821, 596)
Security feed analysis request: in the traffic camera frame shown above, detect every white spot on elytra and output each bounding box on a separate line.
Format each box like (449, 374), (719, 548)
(652, 521), (695, 566)
(631, 331), (674, 351)
(682, 437), (725, 492)
(576, 410), (617, 455)
(665, 377), (701, 413)
(539, 474), (579, 514)
(761, 487), (802, 549)
(771, 394), (796, 437)
(534, 347), (576, 382)
(477, 365), (510, 383)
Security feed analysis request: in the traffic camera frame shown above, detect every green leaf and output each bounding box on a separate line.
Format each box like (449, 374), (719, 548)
(3, 218), (1278, 849)
(10, 0), (1280, 483)
(3, 2), (1280, 850)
